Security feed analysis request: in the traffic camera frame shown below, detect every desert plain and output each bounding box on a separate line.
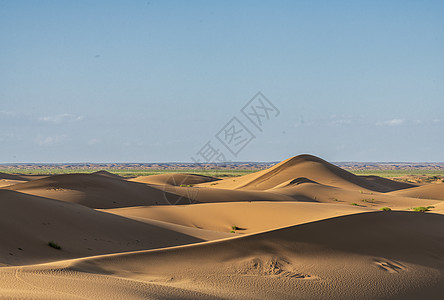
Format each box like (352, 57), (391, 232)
(1, 154), (444, 299)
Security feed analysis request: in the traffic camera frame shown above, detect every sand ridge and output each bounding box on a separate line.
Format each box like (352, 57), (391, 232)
(1, 211), (444, 299)
(1, 154), (444, 299)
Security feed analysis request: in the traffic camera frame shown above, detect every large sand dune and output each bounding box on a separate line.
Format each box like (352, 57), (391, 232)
(5, 173), (193, 208)
(103, 202), (373, 234)
(129, 173), (219, 185)
(0, 172), (44, 188)
(198, 154), (415, 192)
(0, 189), (217, 266)
(1, 154), (444, 299)
(1, 211), (443, 299)
(388, 182), (444, 200)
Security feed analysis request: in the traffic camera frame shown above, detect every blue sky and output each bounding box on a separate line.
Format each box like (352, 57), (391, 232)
(1, 0), (443, 163)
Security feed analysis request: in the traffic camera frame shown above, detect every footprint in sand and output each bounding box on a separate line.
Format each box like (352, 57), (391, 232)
(373, 259), (406, 273)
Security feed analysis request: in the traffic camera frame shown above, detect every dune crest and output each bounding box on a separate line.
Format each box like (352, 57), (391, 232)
(1, 154), (444, 299)
(198, 154), (414, 192)
(5, 173), (194, 208)
(2, 211), (443, 299)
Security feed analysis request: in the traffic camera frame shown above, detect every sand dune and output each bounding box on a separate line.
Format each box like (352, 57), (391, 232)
(68, 211), (443, 299)
(130, 173), (219, 185)
(0, 172), (38, 187)
(1, 211), (443, 299)
(359, 175), (416, 191)
(0, 189), (216, 266)
(198, 154), (412, 192)
(1, 154), (444, 299)
(271, 180), (440, 209)
(91, 170), (126, 180)
(104, 201), (373, 234)
(0, 172), (29, 181)
(0, 179), (26, 188)
(105, 195), (442, 235)
(5, 173), (192, 208)
(388, 182), (444, 200)
(5, 173), (309, 208)
(0, 172), (46, 181)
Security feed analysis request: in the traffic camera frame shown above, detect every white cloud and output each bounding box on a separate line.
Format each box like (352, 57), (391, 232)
(38, 113), (84, 124)
(377, 118), (405, 126)
(35, 135), (68, 146)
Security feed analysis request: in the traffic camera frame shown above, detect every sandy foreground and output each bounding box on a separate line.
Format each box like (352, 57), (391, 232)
(1, 154), (444, 299)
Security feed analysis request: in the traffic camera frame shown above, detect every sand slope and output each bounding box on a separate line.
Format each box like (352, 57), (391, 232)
(104, 202), (372, 234)
(91, 170), (126, 180)
(130, 173), (219, 185)
(0, 189), (210, 266)
(1, 211), (443, 299)
(5, 173), (192, 208)
(388, 182), (444, 200)
(0, 173), (26, 182)
(1, 154), (444, 299)
(0, 172), (35, 187)
(359, 175), (417, 191)
(0, 179), (26, 188)
(198, 154), (415, 192)
(271, 180), (440, 209)
(0, 172), (46, 181)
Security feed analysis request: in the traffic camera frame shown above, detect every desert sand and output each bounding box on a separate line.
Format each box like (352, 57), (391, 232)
(1, 154), (444, 299)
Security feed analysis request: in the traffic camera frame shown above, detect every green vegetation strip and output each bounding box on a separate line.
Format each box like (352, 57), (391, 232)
(2, 168), (444, 178)
(0, 168), (258, 178)
(349, 170), (444, 177)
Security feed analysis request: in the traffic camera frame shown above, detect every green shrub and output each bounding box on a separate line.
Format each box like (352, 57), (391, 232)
(380, 207), (391, 211)
(230, 230), (235, 233)
(351, 203), (359, 206)
(412, 207), (429, 212)
(231, 225), (239, 230)
(48, 241), (61, 250)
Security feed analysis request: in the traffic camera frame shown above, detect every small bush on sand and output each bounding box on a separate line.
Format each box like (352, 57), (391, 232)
(380, 207), (391, 211)
(351, 203), (359, 206)
(231, 225), (239, 230)
(48, 241), (61, 250)
(412, 206), (430, 212)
